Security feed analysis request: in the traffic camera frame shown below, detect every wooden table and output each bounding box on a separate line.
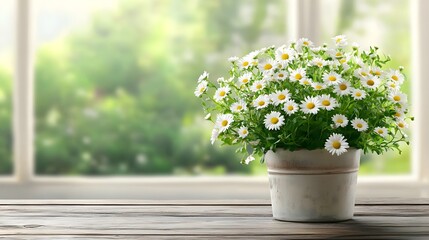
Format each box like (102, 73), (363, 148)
(0, 198), (428, 239)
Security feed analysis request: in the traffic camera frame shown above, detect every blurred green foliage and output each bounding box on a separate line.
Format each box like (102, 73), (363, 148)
(34, 0), (287, 175)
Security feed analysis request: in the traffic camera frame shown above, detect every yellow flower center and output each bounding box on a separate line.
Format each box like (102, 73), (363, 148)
(199, 87), (205, 92)
(306, 103), (315, 109)
(221, 120), (228, 127)
(339, 84), (347, 90)
(336, 38), (342, 43)
(317, 62), (323, 67)
(236, 105), (242, 110)
(335, 52), (342, 57)
(302, 80), (310, 85)
(242, 78), (249, 83)
(278, 73), (284, 78)
(357, 123), (363, 128)
(242, 129), (248, 134)
(219, 91), (226, 97)
(340, 58), (347, 64)
(264, 64), (273, 70)
(322, 100), (331, 106)
(278, 94), (286, 100)
(332, 141), (341, 149)
(393, 96), (401, 101)
(281, 53), (289, 60)
(271, 117), (279, 124)
(390, 83), (396, 88)
(315, 85), (323, 90)
(295, 73), (302, 80)
(287, 105), (294, 111)
(377, 129), (384, 134)
(328, 76), (337, 82)
(256, 84), (262, 90)
(361, 72), (368, 76)
(258, 101), (265, 106)
(356, 92), (362, 97)
(337, 119), (343, 124)
(367, 79), (375, 86)
(398, 122), (404, 128)
(394, 112), (401, 117)
(242, 61), (249, 67)
(392, 75), (399, 81)
(303, 41), (309, 46)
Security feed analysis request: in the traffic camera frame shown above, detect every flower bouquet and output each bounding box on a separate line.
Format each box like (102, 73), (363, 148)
(195, 35), (411, 164)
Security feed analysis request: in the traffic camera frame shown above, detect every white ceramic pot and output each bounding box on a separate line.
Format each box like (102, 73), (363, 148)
(265, 148), (361, 222)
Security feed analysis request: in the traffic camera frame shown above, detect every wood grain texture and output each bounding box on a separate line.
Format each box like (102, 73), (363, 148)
(0, 199), (427, 239)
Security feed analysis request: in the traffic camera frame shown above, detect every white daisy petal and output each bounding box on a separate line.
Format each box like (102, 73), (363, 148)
(270, 89), (291, 106)
(215, 114), (234, 133)
(332, 114), (348, 128)
(283, 100), (299, 115)
(324, 133), (349, 156)
(253, 95), (270, 109)
(264, 111), (285, 130)
(319, 94), (338, 111)
(194, 81), (208, 97)
(213, 86), (230, 102)
(300, 96), (321, 114)
(351, 118), (368, 132)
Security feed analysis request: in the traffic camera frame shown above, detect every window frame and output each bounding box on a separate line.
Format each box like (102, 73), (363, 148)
(1, 0), (427, 199)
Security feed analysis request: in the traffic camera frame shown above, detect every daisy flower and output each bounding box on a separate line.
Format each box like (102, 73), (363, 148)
(283, 100), (299, 115)
(299, 78), (313, 86)
(259, 59), (277, 72)
(264, 111), (285, 130)
(197, 71), (209, 83)
(274, 71), (288, 81)
(213, 86), (230, 102)
(351, 118), (368, 132)
(312, 82), (326, 91)
(374, 127), (388, 138)
(300, 96), (321, 114)
(210, 128), (220, 145)
(361, 76), (380, 89)
(290, 68), (306, 82)
(323, 72), (342, 85)
(311, 57), (327, 68)
(394, 109), (405, 119)
(194, 80), (208, 97)
(238, 126), (249, 138)
(238, 56), (252, 69)
(275, 47), (296, 64)
(351, 88), (366, 100)
(385, 69), (404, 85)
(324, 133), (349, 156)
(354, 68), (370, 79)
(389, 90), (407, 104)
(332, 114), (348, 127)
(386, 81), (400, 91)
(270, 89), (291, 106)
(238, 73), (252, 85)
(333, 35), (348, 47)
(369, 66), (383, 76)
(319, 94), (338, 111)
(227, 56), (239, 62)
(296, 38), (313, 49)
(230, 100), (247, 113)
(250, 80), (266, 92)
(216, 114), (234, 133)
(396, 119), (408, 130)
(334, 81), (352, 96)
(253, 95), (270, 109)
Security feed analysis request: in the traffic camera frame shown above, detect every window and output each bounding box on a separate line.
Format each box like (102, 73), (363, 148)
(0, 0), (14, 175)
(1, 0), (427, 199)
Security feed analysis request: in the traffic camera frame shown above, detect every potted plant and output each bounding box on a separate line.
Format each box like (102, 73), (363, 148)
(194, 35), (411, 222)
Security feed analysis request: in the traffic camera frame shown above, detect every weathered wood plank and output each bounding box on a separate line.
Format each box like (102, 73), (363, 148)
(1, 205), (428, 218)
(0, 197), (427, 205)
(0, 199), (427, 238)
(1, 235), (428, 240)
